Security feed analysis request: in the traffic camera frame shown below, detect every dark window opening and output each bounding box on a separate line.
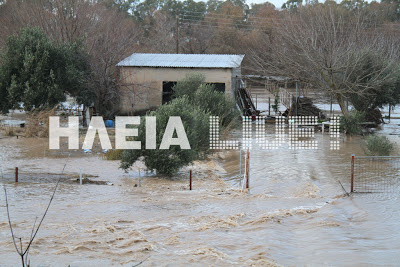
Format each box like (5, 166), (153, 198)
(162, 81), (177, 104)
(163, 81), (226, 104)
(209, 83), (225, 93)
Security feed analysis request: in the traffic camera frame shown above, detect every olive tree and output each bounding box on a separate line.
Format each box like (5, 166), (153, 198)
(120, 74), (240, 176)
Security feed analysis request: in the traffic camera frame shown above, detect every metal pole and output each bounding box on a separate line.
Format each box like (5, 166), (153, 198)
(350, 154), (355, 193)
(268, 97), (271, 116)
(239, 149), (242, 175)
(80, 168), (82, 185)
(389, 104), (391, 120)
(189, 170), (192, 190)
(139, 169), (141, 187)
(246, 148), (250, 189)
(15, 167), (18, 183)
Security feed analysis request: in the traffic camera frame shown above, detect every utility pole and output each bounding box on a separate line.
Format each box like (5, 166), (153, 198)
(176, 15), (179, 54)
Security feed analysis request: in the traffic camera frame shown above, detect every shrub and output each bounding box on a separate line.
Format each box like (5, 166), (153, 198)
(364, 135), (394, 156)
(272, 89), (280, 113)
(173, 74), (239, 128)
(120, 74), (240, 176)
(340, 110), (365, 135)
(172, 73), (205, 100)
(192, 84), (240, 128)
(104, 149), (123, 160)
(120, 97), (210, 176)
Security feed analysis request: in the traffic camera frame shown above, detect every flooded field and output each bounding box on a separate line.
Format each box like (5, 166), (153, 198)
(1, 115), (400, 266)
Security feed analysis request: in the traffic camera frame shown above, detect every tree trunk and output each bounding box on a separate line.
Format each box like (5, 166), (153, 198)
(336, 93), (349, 119)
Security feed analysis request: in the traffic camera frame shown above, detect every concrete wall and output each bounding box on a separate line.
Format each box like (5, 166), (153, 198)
(118, 66), (236, 114)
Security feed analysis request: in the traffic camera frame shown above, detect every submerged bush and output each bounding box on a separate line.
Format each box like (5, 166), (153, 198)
(104, 149), (123, 160)
(120, 97), (210, 176)
(364, 135), (394, 156)
(120, 74), (240, 176)
(340, 110), (365, 135)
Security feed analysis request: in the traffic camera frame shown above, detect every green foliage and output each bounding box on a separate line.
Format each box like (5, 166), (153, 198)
(104, 149), (123, 160)
(281, 0), (303, 10)
(192, 84), (239, 127)
(347, 51), (400, 113)
(173, 73), (240, 127)
(272, 89), (280, 113)
(364, 135), (394, 156)
(172, 73), (205, 100)
(0, 27), (91, 113)
(121, 73), (240, 176)
(340, 110), (365, 135)
(120, 97), (210, 176)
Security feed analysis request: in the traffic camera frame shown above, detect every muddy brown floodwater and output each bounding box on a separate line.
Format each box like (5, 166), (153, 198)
(1, 119), (400, 266)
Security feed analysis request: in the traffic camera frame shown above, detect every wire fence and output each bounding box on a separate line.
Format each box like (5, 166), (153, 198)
(351, 155), (400, 193)
(0, 172), (74, 184)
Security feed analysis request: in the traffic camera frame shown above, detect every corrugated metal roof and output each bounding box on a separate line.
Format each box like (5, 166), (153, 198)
(116, 53), (244, 68)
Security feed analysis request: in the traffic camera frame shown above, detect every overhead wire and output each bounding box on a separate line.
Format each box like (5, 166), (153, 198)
(178, 12), (400, 35)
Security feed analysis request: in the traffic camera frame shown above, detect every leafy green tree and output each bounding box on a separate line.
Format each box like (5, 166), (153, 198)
(172, 73), (239, 127)
(207, 0), (222, 12)
(121, 74), (240, 176)
(120, 97), (210, 176)
(0, 27), (91, 113)
(281, 0), (303, 10)
(346, 52), (400, 113)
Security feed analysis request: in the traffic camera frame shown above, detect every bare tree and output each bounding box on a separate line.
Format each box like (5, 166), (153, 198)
(0, 0), (141, 117)
(249, 4), (400, 118)
(2, 155), (70, 266)
(142, 11), (176, 53)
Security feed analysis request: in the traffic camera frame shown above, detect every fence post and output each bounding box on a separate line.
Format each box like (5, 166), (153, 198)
(268, 97), (271, 116)
(350, 154), (355, 193)
(189, 170), (192, 190)
(139, 169), (141, 187)
(15, 167), (18, 183)
(246, 148), (250, 189)
(239, 149), (242, 175)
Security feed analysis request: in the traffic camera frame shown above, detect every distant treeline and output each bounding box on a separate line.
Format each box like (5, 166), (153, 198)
(0, 0), (399, 118)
